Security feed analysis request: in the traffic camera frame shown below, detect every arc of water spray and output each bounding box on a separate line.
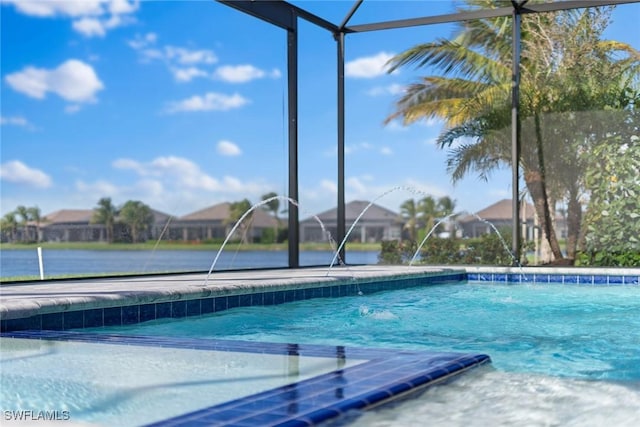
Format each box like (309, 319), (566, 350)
(204, 196), (346, 286)
(470, 213), (521, 267)
(409, 213), (458, 266)
(408, 212), (520, 267)
(326, 185), (438, 276)
(408, 211), (520, 267)
(143, 215), (174, 273)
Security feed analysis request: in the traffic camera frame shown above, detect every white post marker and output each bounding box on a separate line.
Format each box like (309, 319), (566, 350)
(37, 246), (44, 280)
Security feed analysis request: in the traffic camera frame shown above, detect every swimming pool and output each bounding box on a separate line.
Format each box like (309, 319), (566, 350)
(1, 268), (639, 426)
(90, 280), (640, 426)
(100, 282), (640, 381)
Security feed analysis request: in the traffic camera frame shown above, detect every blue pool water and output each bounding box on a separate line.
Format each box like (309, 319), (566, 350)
(98, 282), (640, 382)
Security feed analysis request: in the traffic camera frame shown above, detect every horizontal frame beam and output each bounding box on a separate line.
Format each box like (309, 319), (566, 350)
(216, 0), (338, 32)
(346, 0), (638, 33)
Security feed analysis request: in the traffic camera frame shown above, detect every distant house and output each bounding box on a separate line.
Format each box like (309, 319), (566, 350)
(142, 209), (173, 242)
(41, 208), (173, 243)
(169, 202), (279, 242)
(457, 199), (567, 239)
(300, 200), (403, 243)
(41, 210), (101, 242)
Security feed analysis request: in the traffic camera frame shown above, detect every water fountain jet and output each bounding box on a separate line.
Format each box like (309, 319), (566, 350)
(326, 186), (451, 276)
(204, 196), (343, 285)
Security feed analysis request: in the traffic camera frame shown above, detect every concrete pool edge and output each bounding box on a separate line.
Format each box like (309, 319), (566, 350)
(1, 265), (638, 331)
(0, 266), (464, 326)
(2, 330), (491, 427)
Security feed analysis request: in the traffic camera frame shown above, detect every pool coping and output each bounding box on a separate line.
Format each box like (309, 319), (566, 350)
(0, 266), (464, 329)
(2, 330), (491, 427)
(1, 265), (638, 332)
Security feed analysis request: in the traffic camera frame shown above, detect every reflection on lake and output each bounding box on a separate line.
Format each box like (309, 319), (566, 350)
(0, 249), (380, 279)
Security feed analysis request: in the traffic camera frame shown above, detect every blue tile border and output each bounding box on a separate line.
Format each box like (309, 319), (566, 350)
(1, 330), (490, 427)
(1, 273), (464, 332)
(3, 271), (638, 333)
(466, 272), (640, 286)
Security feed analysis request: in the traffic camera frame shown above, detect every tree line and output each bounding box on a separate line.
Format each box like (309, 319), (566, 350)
(0, 199), (158, 244)
(385, 2), (639, 266)
(1, 206), (44, 243)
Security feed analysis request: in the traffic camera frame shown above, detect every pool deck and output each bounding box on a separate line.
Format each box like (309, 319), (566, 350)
(1, 265), (638, 329)
(2, 265), (638, 426)
(0, 265), (462, 323)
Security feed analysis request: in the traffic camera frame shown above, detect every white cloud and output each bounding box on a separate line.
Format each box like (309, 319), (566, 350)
(64, 104), (82, 114)
(366, 83), (405, 96)
(127, 32), (157, 50)
(127, 34), (280, 86)
(300, 177), (452, 219)
(320, 179), (337, 194)
(214, 64), (281, 83)
(3, 0), (105, 17)
(108, 0), (137, 15)
(380, 147), (393, 155)
(384, 120), (409, 132)
(0, 160), (52, 188)
(113, 158), (147, 175)
(144, 156), (221, 192)
(346, 52), (395, 78)
(136, 179), (164, 197)
(171, 67), (208, 83)
(5, 59), (104, 103)
(269, 68), (282, 78)
(0, 115), (31, 128)
(344, 142), (373, 155)
(104, 156), (272, 213)
(3, 0), (139, 37)
(128, 34), (219, 82)
(72, 17), (107, 37)
(75, 179), (120, 196)
(165, 92), (249, 113)
(217, 140), (242, 156)
(346, 176), (369, 194)
(72, 15), (130, 37)
(128, 35), (218, 65)
(164, 46), (217, 65)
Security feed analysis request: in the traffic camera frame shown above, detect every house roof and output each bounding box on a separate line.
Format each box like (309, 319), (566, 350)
(42, 209), (95, 224)
(302, 200), (400, 223)
(180, 203), (231, 221)
(42, 208), (174, 226)
(458, 199), (535, 223)
(150, 209), (172, 224)
(179, 202), (279, 228)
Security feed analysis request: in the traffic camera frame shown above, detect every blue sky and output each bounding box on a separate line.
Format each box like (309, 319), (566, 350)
(2, 0), (639, 219)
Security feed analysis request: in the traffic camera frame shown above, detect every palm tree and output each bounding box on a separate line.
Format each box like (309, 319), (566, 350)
(15, 205), (30, 242)
(91, 197), (117, 243)
(400, 199), (419, 241)
(226, 199), (253, 244)
(27, 206), (43, 243)
(418, 196), (438, 233)
(261, 192), (280, 242)
(1, 212), (19, 242)
(386, 2), (639, 263)
(437, 196), (457, 237)
(119, 200), (154, 243)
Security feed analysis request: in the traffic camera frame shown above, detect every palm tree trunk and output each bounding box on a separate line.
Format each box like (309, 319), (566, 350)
(525, 169), (563, 261)
(565, 185), (582, 261)
(531, 112), (564, 261)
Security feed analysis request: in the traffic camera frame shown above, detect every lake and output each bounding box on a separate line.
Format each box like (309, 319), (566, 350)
(0, 249), (380, 279)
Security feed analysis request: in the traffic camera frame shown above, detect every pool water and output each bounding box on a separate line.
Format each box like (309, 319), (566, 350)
(91, 281), (640, 426)
(102, 282), (640, 382)
(0, 336), (367, 426)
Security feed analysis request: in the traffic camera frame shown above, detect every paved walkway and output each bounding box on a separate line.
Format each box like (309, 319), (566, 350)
(0, 265), (459, 320)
